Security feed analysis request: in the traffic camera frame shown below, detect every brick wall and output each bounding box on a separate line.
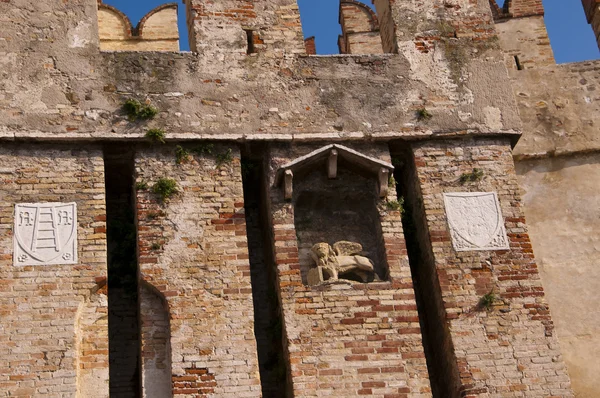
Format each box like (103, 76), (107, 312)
(412, 138), (573, 396)
(0, 144), (108, 397)
(504, 0), (545, 18)
(266, 143), (432, 397)
(76, 281), (109, 398)
(340, 1), (378, 34)
(304, 36), (316, 55)
(493, 0), (555, 68)
(494, 16), (555, 70)
(134, 144), (261, 397)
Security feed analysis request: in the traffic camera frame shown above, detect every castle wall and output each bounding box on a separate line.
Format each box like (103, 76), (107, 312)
(1, 0), (522, 142)
(494, 16), (555, 69)
(0, 144), (108, 396)
(0, 0), (591, 396)
(511, 59), (600, 397)
(512, 60), (600, 157)
(412, 138), (573, 396)
(134, 145), (262, 397)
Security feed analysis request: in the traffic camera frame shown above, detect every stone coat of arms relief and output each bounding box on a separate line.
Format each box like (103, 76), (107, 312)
(443, 192), (509, 251)
(13, 203), (78, 266)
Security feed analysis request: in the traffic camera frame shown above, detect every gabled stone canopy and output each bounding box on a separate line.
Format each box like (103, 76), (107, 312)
(275, 144), (394, 199)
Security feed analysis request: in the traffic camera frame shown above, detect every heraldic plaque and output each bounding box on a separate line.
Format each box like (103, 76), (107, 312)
(13, 203), (78, 266)
(443, 192), (510, 252)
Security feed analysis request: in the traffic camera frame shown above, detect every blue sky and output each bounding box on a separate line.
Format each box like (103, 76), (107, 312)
(103, 0), (598, 63)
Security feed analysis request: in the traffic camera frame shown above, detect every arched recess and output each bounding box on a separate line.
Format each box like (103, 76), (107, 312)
(140, 280), (172, 398)
(76, 280), (110, 398)
(275, 144), (394, 285)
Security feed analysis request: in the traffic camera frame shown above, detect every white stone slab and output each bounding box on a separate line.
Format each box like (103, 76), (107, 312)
(13, 203), (78, 266)
(443, 192), (509, 252)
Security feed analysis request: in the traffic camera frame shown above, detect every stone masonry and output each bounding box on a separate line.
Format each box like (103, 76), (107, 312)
(0, 0), (598, 396)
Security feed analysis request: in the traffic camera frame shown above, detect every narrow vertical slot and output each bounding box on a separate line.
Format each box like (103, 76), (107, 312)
(241, 147), (290, 398)
(391, 145), (461, 398)
(515, 55), (524, 70)
(245, 29), (256, 54)
(104, 145), (141, 398)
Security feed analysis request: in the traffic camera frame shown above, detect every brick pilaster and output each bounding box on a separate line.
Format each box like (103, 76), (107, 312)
(267, 144), (431, 397)
(412, 138), (573, 396)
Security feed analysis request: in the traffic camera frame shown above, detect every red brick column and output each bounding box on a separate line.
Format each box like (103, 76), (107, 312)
(0, 144), (108, 397)
(412, 138), (573, 396)
(267, 144), (431, 397)
(135, 145), (261, 397)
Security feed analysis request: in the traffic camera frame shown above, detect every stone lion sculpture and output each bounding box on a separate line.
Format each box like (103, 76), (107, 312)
(307, 241), (375, 286)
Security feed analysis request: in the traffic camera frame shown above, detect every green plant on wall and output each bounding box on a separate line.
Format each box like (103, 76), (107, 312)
(146, 211), (159, 220)
(175, 145), (190, 164)
(460, 168), (484, 184)
(479, 290), (497, 311)
(123, 98), (158, 121)
(135, 181), (149, 191)
(388, 174), (397, 189)
(145, 128), (166, 144)
(416, 108), (433, 121)
(191, 143), (214, 156)
(216, 148), (234, 167)
(386, 197), (405, 213)
(152, 178), (178, 202)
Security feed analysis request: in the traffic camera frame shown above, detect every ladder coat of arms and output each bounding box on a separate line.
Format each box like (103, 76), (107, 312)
(13, 203), (78, 266)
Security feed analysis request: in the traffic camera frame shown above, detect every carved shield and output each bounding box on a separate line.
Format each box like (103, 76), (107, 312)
(14, 203), (78, 266)
(443, 193), (509, 251)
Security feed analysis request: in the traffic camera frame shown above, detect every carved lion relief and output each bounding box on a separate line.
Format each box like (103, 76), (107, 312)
(307, 241), (377, 285)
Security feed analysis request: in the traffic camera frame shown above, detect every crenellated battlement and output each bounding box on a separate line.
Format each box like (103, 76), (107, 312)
(97, 1), (180, 51)
(0, 0), (598, 397)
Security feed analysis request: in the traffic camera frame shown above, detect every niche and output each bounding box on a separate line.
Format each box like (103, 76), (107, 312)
(276, 144), (394, 285)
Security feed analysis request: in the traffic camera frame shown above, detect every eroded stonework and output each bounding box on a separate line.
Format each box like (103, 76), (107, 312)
(13, 203), (78, 266)
(443, 192), (509, 251)
(307, 241), (376, 285)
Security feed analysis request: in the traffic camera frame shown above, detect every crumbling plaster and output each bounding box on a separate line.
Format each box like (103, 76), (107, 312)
(0, 0), (521, 143)
(512, 60), (600, 158)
